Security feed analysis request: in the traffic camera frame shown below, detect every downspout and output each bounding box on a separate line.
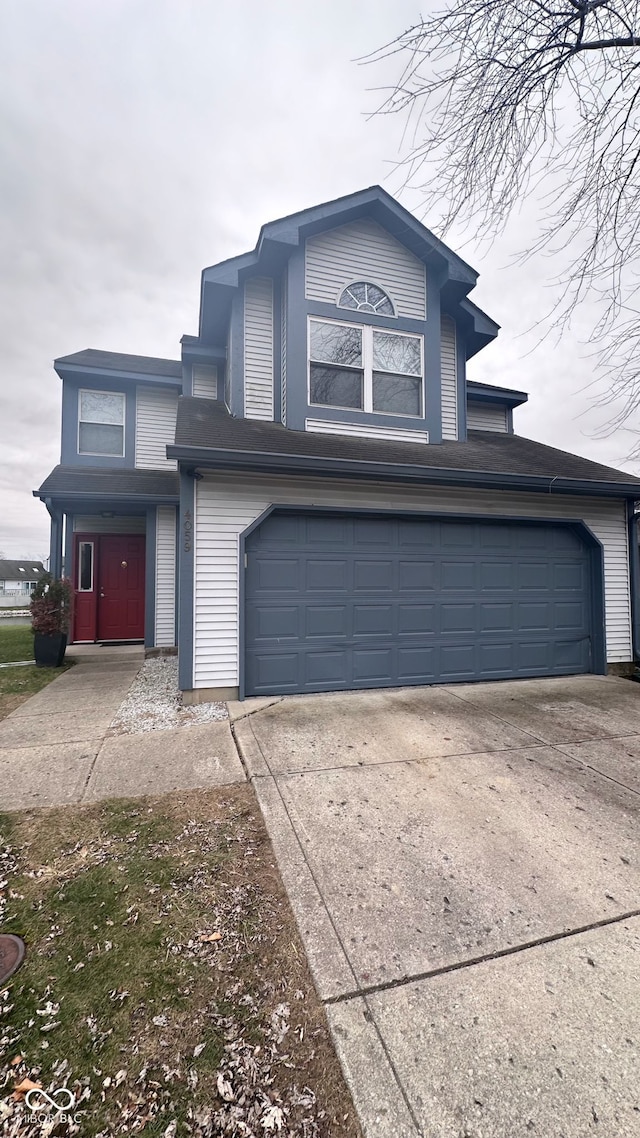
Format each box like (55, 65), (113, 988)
(626, 500), (640, 665)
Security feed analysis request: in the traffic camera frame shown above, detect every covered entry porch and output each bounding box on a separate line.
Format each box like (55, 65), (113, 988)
(36, 469), (179, 650)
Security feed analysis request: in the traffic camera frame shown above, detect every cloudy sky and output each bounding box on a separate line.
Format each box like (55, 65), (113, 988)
(1, 0), (637, 559)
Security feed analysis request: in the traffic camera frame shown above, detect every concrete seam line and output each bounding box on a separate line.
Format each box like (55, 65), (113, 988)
(79, 740), (107, 803)
(245, 720), (424, 1135)
(442, 686), (552, 746)
(229, 720), (252, 781)
(229, 697), (285, 724)
(324, 907), (640, 1007)
(550, 744), (640, 798)
(246, 717), (362, 990)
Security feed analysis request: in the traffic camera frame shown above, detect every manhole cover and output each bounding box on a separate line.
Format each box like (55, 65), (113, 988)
(0, 934), (26, 983)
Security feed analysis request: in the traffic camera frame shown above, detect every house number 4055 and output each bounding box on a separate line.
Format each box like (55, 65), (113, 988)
(183, 509), (193, 553)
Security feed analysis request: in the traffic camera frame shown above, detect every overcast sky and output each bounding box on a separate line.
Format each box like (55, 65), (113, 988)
(1, 0), (637, 559)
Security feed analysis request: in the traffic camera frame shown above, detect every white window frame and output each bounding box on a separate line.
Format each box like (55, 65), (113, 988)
(77, 389), (126, 457)
(308, 316), (424, 418)
(336, 279), (396, 319)
(77, 541), (94, 592)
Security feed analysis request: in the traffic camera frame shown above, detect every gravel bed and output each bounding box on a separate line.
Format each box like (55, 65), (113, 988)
(110, 657), (228, 734)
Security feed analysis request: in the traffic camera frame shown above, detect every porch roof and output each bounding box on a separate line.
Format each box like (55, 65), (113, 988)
(34, 466), (180, 503)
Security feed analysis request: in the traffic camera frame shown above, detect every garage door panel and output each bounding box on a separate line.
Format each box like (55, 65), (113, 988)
(305, 651), (348, 685)
(353, 605), (394, 637)
(305, 558), (348, 591)
(353, 648), (394, 682)
(398, 604), (436, 635)
(399, 560), (437, 590)
(479, 603), (514, 632)
(480, 562), (514, 590)
(305, 605), (348, 638)
(245, 513), (593, 695)
(441, 561), (476, 590)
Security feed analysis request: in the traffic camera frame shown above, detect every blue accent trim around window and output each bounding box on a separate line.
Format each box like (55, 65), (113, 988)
(144, 507), (157, 648)
(61, 380), (136, 468)
(177, 472), (195, 690)
(236, 504), (607, 698)
(281, 265), (445, 438)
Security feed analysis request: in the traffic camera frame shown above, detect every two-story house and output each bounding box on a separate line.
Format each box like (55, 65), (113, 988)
(35, 186), (640, 700)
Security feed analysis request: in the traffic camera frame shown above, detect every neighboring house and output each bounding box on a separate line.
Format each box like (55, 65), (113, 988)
(0, 560), (46, 607)
(35, 186), (640, 700)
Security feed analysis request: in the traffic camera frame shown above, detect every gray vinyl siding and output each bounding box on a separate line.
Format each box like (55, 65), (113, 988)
(135, 386), (178, 468)
(467, 401), (509, 432)
(155, 505), (177, 646)
(192, 474), (631, 689)
(73, 515), (146, 533)
(192, 365), (218, 399)
(305, 418), (428, 444)
(281, 270), (287, 425)
(440, 315), (458, 440)
(244, 277), (274, 420)
(305, 219), (426, 320)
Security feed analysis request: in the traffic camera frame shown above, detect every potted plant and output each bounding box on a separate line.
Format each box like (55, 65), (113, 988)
(30, 574), (73, 668)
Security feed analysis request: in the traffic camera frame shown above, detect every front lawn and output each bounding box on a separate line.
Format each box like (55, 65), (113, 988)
(0, 787), (361, 1137)
(0, 626), (33, 664)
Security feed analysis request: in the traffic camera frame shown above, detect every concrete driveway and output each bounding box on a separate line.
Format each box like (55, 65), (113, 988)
(231, 675), (640, 1138)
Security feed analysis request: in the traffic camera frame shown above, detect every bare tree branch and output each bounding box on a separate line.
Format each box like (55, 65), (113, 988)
(364, 0), (640, 445)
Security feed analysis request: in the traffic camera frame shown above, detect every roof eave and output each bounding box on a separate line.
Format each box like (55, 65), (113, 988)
(167, 443), (640, 499)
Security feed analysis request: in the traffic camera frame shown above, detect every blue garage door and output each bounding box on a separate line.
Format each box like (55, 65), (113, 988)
(244, 512), (594, 696)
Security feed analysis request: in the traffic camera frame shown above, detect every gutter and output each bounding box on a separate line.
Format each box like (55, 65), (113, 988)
(166, 443), (640, 501)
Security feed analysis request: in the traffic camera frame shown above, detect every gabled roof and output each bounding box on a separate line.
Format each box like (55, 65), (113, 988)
(54, 349), (182, 381)
(0, 559), (46, 580)
(34, 466), (179, 502)
(202, 185), (478, 289)
(198, 186), (499, 353)
(169, 397), (640, 499)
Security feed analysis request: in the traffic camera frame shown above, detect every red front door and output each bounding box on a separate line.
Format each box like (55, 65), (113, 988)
(97, 535), (145, 641)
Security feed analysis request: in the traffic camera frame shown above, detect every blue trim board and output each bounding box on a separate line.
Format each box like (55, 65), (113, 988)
(49, 509), (63, 578)
(456, 323), (468, 441)
(273, 276), (282, 423)
(228, 290), (245, 418)
(627, 501), (640, 661)
(283, 248), (307, 430)
(236, 504), (608, 698)
(63, 514), (74, 581)
(144, 507), (157, 649)
(174, 504), (180, 646)
(177, 472), (195, 690)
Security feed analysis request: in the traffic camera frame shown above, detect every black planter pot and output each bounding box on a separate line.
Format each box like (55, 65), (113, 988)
(33, 632), (68, 668)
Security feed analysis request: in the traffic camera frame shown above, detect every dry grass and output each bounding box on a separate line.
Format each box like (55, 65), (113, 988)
(0, 785), (361, 1137)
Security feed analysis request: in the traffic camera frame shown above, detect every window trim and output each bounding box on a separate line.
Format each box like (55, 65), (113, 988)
(337, 279), (396, 319)
(77, 389), (126, 457)
(308, 316), (424, 419)
(77, 541), (94, 592)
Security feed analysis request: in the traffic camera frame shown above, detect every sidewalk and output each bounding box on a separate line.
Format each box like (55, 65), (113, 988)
(0, 646), (244, 811)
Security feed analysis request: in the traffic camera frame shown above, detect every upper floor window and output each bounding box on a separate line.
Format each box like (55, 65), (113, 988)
(78, 390), (125, 456)
(339, 281), (394, 317)
(309, 318), (423, 418)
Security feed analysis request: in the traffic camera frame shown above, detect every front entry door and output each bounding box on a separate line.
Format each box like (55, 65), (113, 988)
(97, 535), (145, 641)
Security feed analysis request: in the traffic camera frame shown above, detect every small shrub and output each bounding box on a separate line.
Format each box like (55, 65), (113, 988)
(30, 574), (73, 636)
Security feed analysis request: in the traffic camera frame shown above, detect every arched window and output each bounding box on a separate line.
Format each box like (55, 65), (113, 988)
(338, 281), (395, 317)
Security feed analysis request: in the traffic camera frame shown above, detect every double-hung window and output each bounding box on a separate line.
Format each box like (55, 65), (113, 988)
(78, 390), (125, 456)
(309, 318), (423, 417)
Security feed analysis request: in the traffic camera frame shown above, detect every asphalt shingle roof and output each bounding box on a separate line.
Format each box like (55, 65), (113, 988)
(54, 349), (182, 379)
(0, 560), (46, 580)
(173, 398), (640, 491)
(35, 467), (179, 500)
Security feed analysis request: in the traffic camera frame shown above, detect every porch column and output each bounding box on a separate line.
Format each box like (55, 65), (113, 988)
(48, 508), (63, 578)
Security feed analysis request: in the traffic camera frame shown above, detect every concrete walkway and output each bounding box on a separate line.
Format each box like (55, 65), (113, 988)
(231, 675), (640, 1138)
(0, 646), (243, 811)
